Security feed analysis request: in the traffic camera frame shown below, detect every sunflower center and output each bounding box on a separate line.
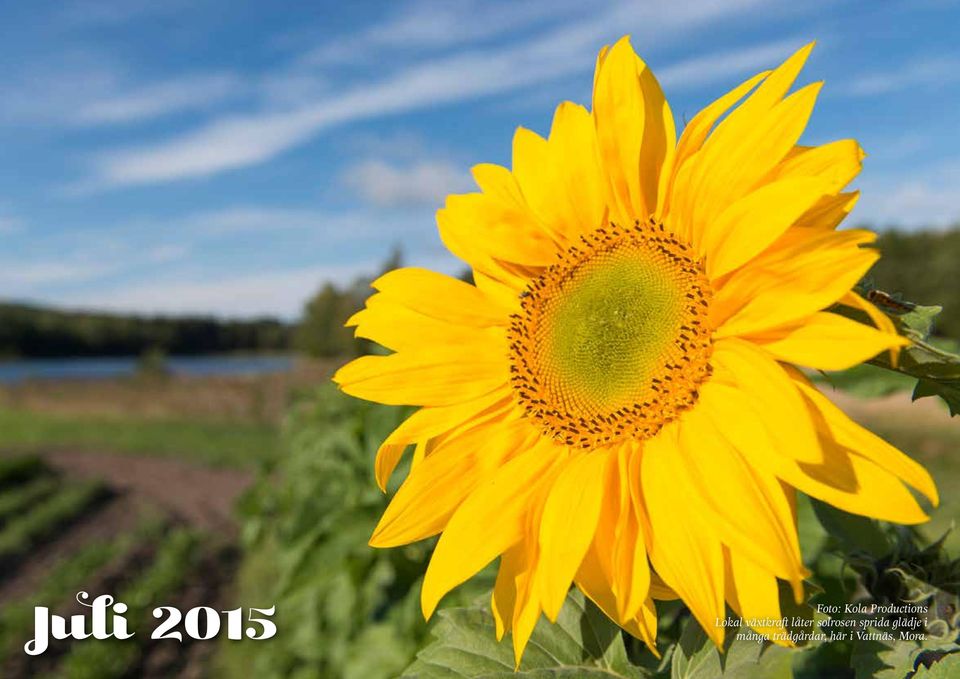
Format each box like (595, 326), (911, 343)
(508, 220), (713, 448)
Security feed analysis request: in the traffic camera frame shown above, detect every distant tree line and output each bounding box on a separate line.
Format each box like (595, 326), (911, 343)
(0, 304), (291, 358)
(870, 227), (960, 338)
(2, 229), (957, 359)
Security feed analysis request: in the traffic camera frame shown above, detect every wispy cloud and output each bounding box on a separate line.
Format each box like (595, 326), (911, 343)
(179, 207), (330, 236)
(0, 62), (245, 128)
(50, 250), (460, 318)
(846, 56), (960, 97)
(300, 0), (581, 64)
(53, 263), (375, 318)
(0, 260), (117, 290)
(858, 160), (960, 228)
(76, 73), (244, 125)
(343, 159), (472, 207)
(84, 0), (777, 190)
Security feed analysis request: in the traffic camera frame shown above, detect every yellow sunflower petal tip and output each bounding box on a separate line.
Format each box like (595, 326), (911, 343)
(335, 33), (936, 664)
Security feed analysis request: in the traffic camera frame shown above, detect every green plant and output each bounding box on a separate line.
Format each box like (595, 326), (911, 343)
(0, 482), (109, 564)
(56, 528), (201, 678)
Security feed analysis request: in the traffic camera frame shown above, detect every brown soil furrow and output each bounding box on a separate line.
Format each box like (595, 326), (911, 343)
(41, 450), (252, 533)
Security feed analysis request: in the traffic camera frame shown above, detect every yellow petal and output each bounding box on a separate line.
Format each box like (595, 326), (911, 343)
(838, 290), (903, 366)
(662, 71), (768, 223)
(550, 102), (609, 236)
(673, 44), (818, 247)
(713, 229), (878, 336)
(745, 311), (908, 371)
(421, 441), (565, 618)
(769, 139), (864, 192)
(789, 369), (938, 505)
(677, 407), (806, 592)
(795, 191), (859, 230)
(437, 193), (556, 278)
(471, 163), (529, 214)
(490, 512), (548, 665)
(512, 103), (607, 242)
(373, 386), (514, 490)
(370, 417), (538, 547)
(491, 544), (523, 641)
(592, 36), (674, 223)
(333, 348), (507, 407)
(700, 380), (928, 525)
(473, 269), (523, 310)
(614, 443), (652, 623)
(576, 542), (658, 652)
(710, 338), (822, 464)
(642, 423), (726, 646)
(538, 451), (608, 621)
(350, 293), (505, 353)
(723, 547), (791, 644)
(372, 266), (510, 326)
(701, 176), (829, 279)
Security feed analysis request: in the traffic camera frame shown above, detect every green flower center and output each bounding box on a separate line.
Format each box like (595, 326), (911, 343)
(508, 220), (713, 448)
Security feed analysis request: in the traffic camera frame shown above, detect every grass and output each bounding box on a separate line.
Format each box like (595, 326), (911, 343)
(0, 409), (280, 468)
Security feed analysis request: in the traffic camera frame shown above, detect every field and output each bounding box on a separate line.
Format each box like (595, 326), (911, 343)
(0, 365), (331, 677)
(0, 360), (955, 677)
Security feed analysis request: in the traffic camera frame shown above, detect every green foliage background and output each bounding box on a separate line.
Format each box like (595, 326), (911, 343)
(221, 380), (959, 678)
(870, 229), (960, 338)
(215, 232), (960, 678)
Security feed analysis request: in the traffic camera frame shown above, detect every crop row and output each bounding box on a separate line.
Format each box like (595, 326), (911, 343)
(0, 482), (111, 570)
(54, 528), (202, 679)
(0, 517), (167, 665)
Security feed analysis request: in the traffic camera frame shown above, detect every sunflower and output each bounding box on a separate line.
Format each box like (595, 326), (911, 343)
(333, 37), (938, 663)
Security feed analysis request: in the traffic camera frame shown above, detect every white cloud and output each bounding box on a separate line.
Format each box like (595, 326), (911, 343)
(343, 159), (472, 207)
(0, 62), (245, 128)
(85, 0), (777, 189)
(0, 260), (116, 289)
(857, 161), (960, 228)
(846, 56), (960, 97)
(76, 73), (243, 125)
(50, 250), (460, 318)
(301, 0), (580, 64)
(173, 206), (424, 241)
(178, 206), (329, 235)
(54, 264), (374, 318)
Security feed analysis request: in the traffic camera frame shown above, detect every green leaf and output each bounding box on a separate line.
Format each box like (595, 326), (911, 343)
(912, 378), (960, 417)
(851, 635), (920, 679)
(911, 652), (960, 677)
(670, 616), (793, 679)
(839, 288), (960, 415)
(810, 499), (892, 558)
(403, 590), (648, 678)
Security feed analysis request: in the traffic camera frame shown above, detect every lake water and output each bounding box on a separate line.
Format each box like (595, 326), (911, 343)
(0, 355), (296, 384)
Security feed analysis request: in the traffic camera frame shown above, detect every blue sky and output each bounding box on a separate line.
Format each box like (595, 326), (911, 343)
(2, 0), (959, 318)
